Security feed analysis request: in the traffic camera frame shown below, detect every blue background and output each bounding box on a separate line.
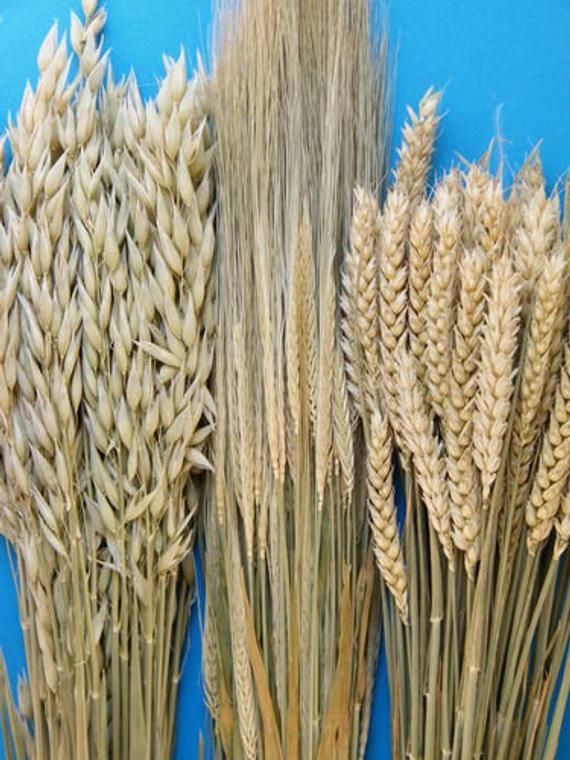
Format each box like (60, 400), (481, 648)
(1, 0), (570, 757)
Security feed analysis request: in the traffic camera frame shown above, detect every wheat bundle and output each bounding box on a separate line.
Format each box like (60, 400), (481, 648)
(0, 2), (214, 757)
(344, 92), (570, 758)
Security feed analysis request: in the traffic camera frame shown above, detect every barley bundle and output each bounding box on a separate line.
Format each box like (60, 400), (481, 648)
(203, 0), (389, 757)
(0, 2), (214, 757)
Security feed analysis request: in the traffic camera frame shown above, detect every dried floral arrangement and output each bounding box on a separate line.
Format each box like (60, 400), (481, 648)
(0, 0), (569, 758)
(0, 1), (215, 757)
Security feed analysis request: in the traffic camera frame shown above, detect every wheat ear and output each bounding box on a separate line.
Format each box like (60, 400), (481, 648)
(513, 186), (560, 300)
(472, 255), (521, 505)
(342, 187), (381, 418)
(379, 188), (409, 455)
(398, 347), (455, 567)
(425, 179), (461, 419)
(510, 251), (567, 509)
(367, 409), (408, 622)
(445, 249), (487, 576)
(526, 345), (570, 555)
(393, 87), (441, 205)
(471, 174), (506, 263)
(554, 482), (570, 558)
(463, 161), (491, 248)
(407, 199), (433, 376)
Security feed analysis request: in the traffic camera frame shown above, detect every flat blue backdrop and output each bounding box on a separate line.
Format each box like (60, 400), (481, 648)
(1, 1), (570, 758)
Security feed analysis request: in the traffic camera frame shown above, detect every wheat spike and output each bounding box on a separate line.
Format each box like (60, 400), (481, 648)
(535, 241), (568, 433)
(510, 252), (567, 506)
(407, 200), (433, 375)
(393, 87), (441, 205)
(425, 179), (461, 419)
(449, 248), (487, 430)
(472, 174), (506, 263)
(463, 161), (490, 248)
(472, 256), (521, 505)
(367, 409), (408, 622)
(444, 249), (487, 575)
(513, 186), (560, 299)
(554, 482), (570, 558)
(398, 347), (455, 567)
(379, 188), (409, 455)
(343, 187), (381, 417)
(526, 345), (570, 555)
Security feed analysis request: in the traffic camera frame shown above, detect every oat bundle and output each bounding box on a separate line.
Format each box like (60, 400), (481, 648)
(343, 91), (570, 758)
(0, 2), (214, 757)
(203, 0), (389, 757)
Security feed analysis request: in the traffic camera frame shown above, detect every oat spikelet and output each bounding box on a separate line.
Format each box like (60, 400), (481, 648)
(526, 345), (570, 555)
(379, 188), (409, 453)
(472, 256), (521, 505)
(393, 87), (441, 205)
(367, 410), (408, 622)
(407, 200), (433, 374)
(425, 180), (461, 418)
(398, 348), (455, 567)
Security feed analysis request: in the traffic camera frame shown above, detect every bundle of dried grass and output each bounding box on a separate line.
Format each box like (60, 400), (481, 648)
(344, 93), (570, 758)
(2, 1), (568, 758)
(0, 2), (214, 757)
(203, 0), (389, 756)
